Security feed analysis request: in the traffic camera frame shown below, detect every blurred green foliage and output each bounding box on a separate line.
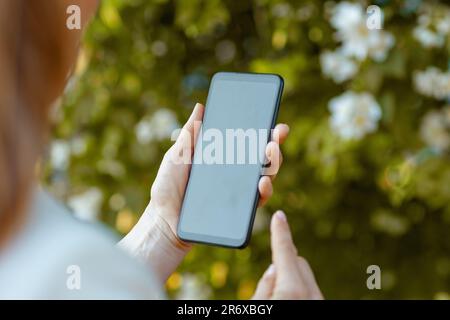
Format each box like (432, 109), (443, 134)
(44, 0), (449, 299)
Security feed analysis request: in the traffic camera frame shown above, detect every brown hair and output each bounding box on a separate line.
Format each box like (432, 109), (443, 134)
(0, 1), (81, 246)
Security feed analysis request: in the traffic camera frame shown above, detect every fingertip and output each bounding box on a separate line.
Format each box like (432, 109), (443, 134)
(265, 141), (278, 158)
(275, 210), (287, 222)
(273, 123), (290, 144)
(196, 102), (205, 111)
(270, 210), (288, 233)
(258, 176), (273, 198)
(275, 123), (289, 133)
(280, 123), (290, 133)
(190, 102), (204, 120)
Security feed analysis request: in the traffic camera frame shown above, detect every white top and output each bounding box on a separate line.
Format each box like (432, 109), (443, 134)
(0, 189), (165, 299)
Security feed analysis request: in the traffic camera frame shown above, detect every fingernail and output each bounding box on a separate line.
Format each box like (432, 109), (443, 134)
(266, 264), (275, 276)
(275, 210), (287, 222)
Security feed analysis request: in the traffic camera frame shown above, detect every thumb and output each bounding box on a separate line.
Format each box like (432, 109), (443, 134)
(179, 103), (204, 147)
(172, 103), (204, 164)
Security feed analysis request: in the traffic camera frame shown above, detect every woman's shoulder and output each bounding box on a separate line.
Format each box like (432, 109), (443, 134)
(0, 188), (164, 299)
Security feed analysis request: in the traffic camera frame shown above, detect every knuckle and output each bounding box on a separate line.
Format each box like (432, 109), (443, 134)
(278, 239), (293, 252)
(279, 243), (298, 258)
(262, 272), (274, 282)
(297, 256), (310, 269)
(163, 146), (174, 160)
(150, 184), (158, 200)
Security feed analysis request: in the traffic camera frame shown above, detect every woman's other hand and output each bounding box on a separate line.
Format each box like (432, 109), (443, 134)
(252, 211), (323, 300)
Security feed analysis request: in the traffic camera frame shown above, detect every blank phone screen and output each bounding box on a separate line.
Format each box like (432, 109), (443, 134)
(178, 72), (283, 247)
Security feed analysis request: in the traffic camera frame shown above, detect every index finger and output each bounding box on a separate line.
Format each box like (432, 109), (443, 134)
(270, 211), (304, 288)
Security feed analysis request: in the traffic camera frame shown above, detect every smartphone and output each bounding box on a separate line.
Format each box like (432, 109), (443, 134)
(177, 72), (284, 248)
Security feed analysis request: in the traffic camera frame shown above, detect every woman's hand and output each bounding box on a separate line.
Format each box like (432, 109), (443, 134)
(118, 103), (289, 282)
(252, 211), (323, 300)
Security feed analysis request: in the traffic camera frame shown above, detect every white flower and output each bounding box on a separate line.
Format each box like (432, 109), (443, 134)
(337, 24), (370, 60)
(330, 2), (395, 62)
(330, 2), (365, 32)
(338, 21), (395, 62)
(366, 31), (395, 62)
(413, 26), (445, 48)
(68, 188), (103, 222)
(413, 5), (450, 48)
(329, 91), (382, 140)
(437, 16), (450, 34)
(414, 67), (450, 100)
(50, 140), (70, 170)
(135, 108), (179, 144)
(331, 2), (368, 60)
(320, 50), (358, 83)
(420, 106), (450, 152)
